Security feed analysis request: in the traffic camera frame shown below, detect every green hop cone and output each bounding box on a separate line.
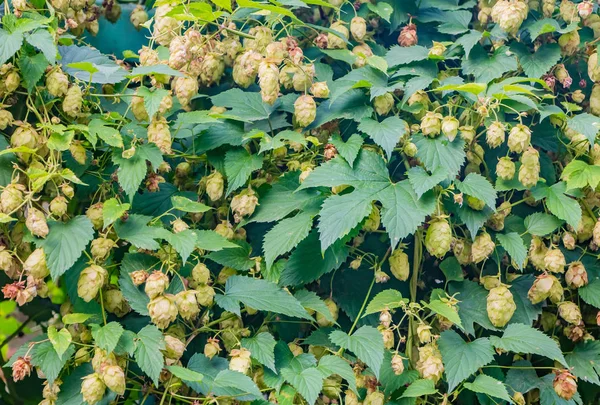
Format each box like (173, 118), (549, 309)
(327, 21), (349, 49)
(471, 231), (495, 263)
(425, 218), (452, 258)
(62, 86), (83, 117)
(558, 301), (582, 325)
(147, 294), (178, 329)
(373, 93), (394, 116)
(175, 290), (200, 320)
(486, 285), (517, 327)
(389, 249), (410, 281)
(258, 61), (280, 105)
(441, 116), (460, 141)
(100, 365), (125, 395)
(486, 121), (506, 148)
(145, 271), (170, 299)
(293, 95), (317, 128)
(528, 273), (554, 304)
(507, 124), (531, 153)
(103, 288), (130, 317)
(26, 207), (49, 238)
(23, 248), (49, 279)
(148, 116), (172, 154)
(518, 147), (540, 188)
(543, 248), (566, 273)
(45, 68), (69, 98)
(566, 261), (588, 288)
(80, 373), (106, 405)
(416, 343), (444, 383)
(421, 111), (443, 137)
(363, 204), (381, 232)
(77, 265), (108, 302)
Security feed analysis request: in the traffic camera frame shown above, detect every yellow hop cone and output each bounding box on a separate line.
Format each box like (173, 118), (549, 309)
(518, 147), (540, 188)
(77, 265), (107, 302)
(148, 116), (172, 154)
(293, 95), (317, 128)
(80, 373), (106, 405)
(62, 86), (83, 117)
(486, 121), (506, 148)
(147, 294), (178, 329)
(26, 207), (49, 238)
(486, 285), (516, 327)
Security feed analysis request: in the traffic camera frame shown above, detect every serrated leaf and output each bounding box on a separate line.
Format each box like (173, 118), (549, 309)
(462, 45), (518, 83)
(367, 1), (392, 22)
(329, 133), (363, 167)
(37, 216), (94, 280)
(317, 355), (357, 394)
(386, 45), (429, 67)
(489, 323), (567, 366)
(566, 341), (600, 385)
(59, 45), (127, 84)
(31, 340), (75, 385)
(0, 28), (24, 66)
(497, 232), (527, 269)
(456, 173), (497, 209)
(511, 42), (561, 78)
(463, 374), (513, 403)
(167, 365), (204, 382)
(91, 322), (124, 354)
(561, 159), (600, 191)
(211, 89), (277, 122)
(207, 242), (255, 270)
(407, 166), (448, 199)
(196, 230), (240, 251)
(263, 212), (313, 270)
(567, 113), (600, 145)
(242, 332), (277, 372)
(89, 119), (123, 148)
(18, 52), (47, 93)
(155, 228), (197, 264)
(424, 299), (462, 328)
(48, 326), (72, 359)
(544, 182), (582, 228)
(524, 212), (563, 236)
(224, 276), (311, 319)
(329, 326), (384, 378)
(401, 379), (437, 398)
(579, 279), (600, 308)
(295, 290), (336, 325)
(414, 134), (466, 178)
(128, 64), (184, 78)
(438, 330), (495, 392)
(114, 215), (160, 250)
(224, 148), (263, 195)
(26, 29), (57, 64)
(358, 116), (407, 160)
(281, 361), (324, 405)
(456, 30), (484, 59)
(439, 257), (464, 282)
(134, 325), (166, 386)
(171, 196), (211, 213)
(102, 198), (130, 229)
(364, 289), (408, 316)
(136, 86), (170, 119)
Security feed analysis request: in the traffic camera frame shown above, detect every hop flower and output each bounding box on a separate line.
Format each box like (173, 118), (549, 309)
(543, 248), (566, 273)
(417, 323), (432, 344)
(389, 249), (410, 281)
(145, 271), (170, 299)
(560, 0), (579, 23)
(491, 0), (529, 35)
(293, 63), (315, 92)
(566, 261), (588, 288)
(148, 116), (172, 154)
(130, 5), (148, 30)
(553, 370), (578, 400)
(258, 61), (280, 105)
(563, 232), (577, 250)
(363, 204), (381, 232)
(190, 262), (211, 287)
(486, 121), (506, 148)
(416, 343), (444, 383)
(90, 238), (116, 263)
(439, 116), (459, 141)
(230, 188), (259, 223)
(310, 81), (329, 98)
(1, 184), (25, 214)
(398, 23), (418, 47)
(589, 53), (600, 83)
(46, 68), (69, 98)
(391, 354), (405, 375)
(49, 196), (68, 217)
(429, 41), (446, 57)
(11, 123), (40, 161)
(558, 30), (580, 56)
(63, 86), (83, 117)
(100, 365), (125, 395)
(23, 248), (49, 279)
(163, 335), (186, 360)
(528, 273), (555, 304)
(12, 356), (32, 382)
(373, 93), (394, 116)
(148, 294), (178, 329)
(26, 207), (49, 238)
(86, 203), (104, 230)
(103, 288), (130, 317)
(487, 285), (516, 327)
(204, 338), (221, 359)
(421, 112), (443, 137)
(529, 236), (548, 271)
(518, 147), (540, 188)
(327, 21), (349, 49)
(350, 17), (367, 41)
(578, 0), (593, 18)
(507, 124), (531, 153)
(352, 43), (373, 68)
(229, 348), (252, 374)
(244, 26), (273, 53)
(558, 301), (582, 324)
(364, 391), (385, 405)
(196, 284), (215, 306)
(317, 298), (338, 327)
(81, 373), (106, 405)
(200, 53), (225, 86)
(232, 50), (262, 88)
(467, 196), (485, 211)
(471, 231), (495, 263)
(293, 95), (317, 128)
(425, 218), (452, 258)
(77, 265), (107, 302)
(173, 76), (199, 109)
(380, 326), (394, 349)
(153, 5), (179, 46)
(175, 290), (200, 320)
(0, 109), (13, 130)
(215, 220), (234, 240)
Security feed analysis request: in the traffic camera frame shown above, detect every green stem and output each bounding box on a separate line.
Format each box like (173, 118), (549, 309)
(406, 230), (423, 367)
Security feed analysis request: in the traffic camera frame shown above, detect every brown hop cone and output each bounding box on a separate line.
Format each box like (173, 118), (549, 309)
(398, 23), (418, 47)
(553, 370), (578, 400)
(12, 356), (32, 382)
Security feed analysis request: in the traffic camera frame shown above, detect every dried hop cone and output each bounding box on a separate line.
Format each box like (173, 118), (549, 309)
(398, 23), (418, 47)
(389, 248), (410, 281)
(230, 188), (259, 223)
(147, 294), (178, 329)
(100, 365), (125, 395)
(486, 121), (506, 148)
(145, 271), (170, 299)
(518, 147), (540, 188)
(553, 370), (578, 400)
(486, 285), (516, 327)
(425, 218), (452, 258)
(148, 116), (172, 154)
(26, 207), (49, 238)
(77, 265), (108, 302)
(130, 5), (149, 30)
(566, 261), (588, 288)
(293, 95), (317, 128)
(229, 348), (252, 374)
(80, 373), (106, 405)
(558, 301), (582, 325)
(508, 124), (531, 153)
(471, 231), (495, 263)
(416, 343), (444, 383)
(62, 85), (83, 117)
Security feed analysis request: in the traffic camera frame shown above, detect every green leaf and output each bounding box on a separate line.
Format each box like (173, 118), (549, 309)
(438, 330), (495, 392)
(18, 52), (47, 92)
(62, 313), (93, 325)
(211, 89), (276, 122)
(407, 166), (449, 199)
(567, 113), (600, 144)
(525, 18), (578, 40)
(37, 216), (94, 280)
(115, 330), (137, 356)
(462, 45), (518, 84)
(456, 30), (484, 59)
(579, 279), (600, 308)
(281, 358), (324, 405)
(328, 133), (363, 166)
(561, 159), (600, 190)
(167, 365), (204, 382)
(136, 86), (170, 119)
(295, 290), (337, 325)
(224, 276), (311, 319)
(119, 253), (157, 315)
(367, 1), (392, 22)
(424, 299), (462, 328)
(48, 326), (72, 358)
(207, 242), (255, 270)
(91, 322), (124, 354)
(449, 280), (498, 336)
(524, 213), (563, 236)
(463, 374), (513, 403)
(155, 228), (198, 264)
(358, 116), (407, 160)
(456, 173), (497, 209)
(134, 325), (166, 386)
(225, 148), (263, 195)
(114, 215), (160, 250)
(317, 355), (357, 394)
(439, 257), (464, 282)
(386, 45), (429, 67)
(171, 196), (211, 213)
(196, 230), (240, 251)
(496, 232), (527, 269)
(264, 212), (313, 270)
(401, 379), (437, 398)
(509, 275), (543, 326)
(102, 198), (130, 229)
(566, 341), (600, 385)
(128, 64), (184, 78)
(25, 29), (57, 64)
(489, 323), (567, 366)
(31, 340), (75, 385)
(329, 326), (384, 378)
(0, 28), (23, 65)
(59, 45), (127, 84)
(544, 182), (582, 228)
(242, 332), (277, 372)
(414, 134), (466, 178)
(310, 89), (373, 128)
(89, 119), (123, 148)
(364, 289), (408, 316)
(511, 42), (561, 78)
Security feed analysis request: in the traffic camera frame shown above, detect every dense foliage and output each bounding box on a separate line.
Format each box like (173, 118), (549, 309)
(5, 0), (600, 403)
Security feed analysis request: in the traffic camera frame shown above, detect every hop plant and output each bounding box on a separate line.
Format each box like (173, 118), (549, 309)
(77, 265), (107, 302)
(416, 343), (444, 383)
(518, 147), (540, 188)
(487, 285), (516, 327)
(507, 124), (531, 153)
(425, 218), (452, 258)
(293, 95), (317, 128)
